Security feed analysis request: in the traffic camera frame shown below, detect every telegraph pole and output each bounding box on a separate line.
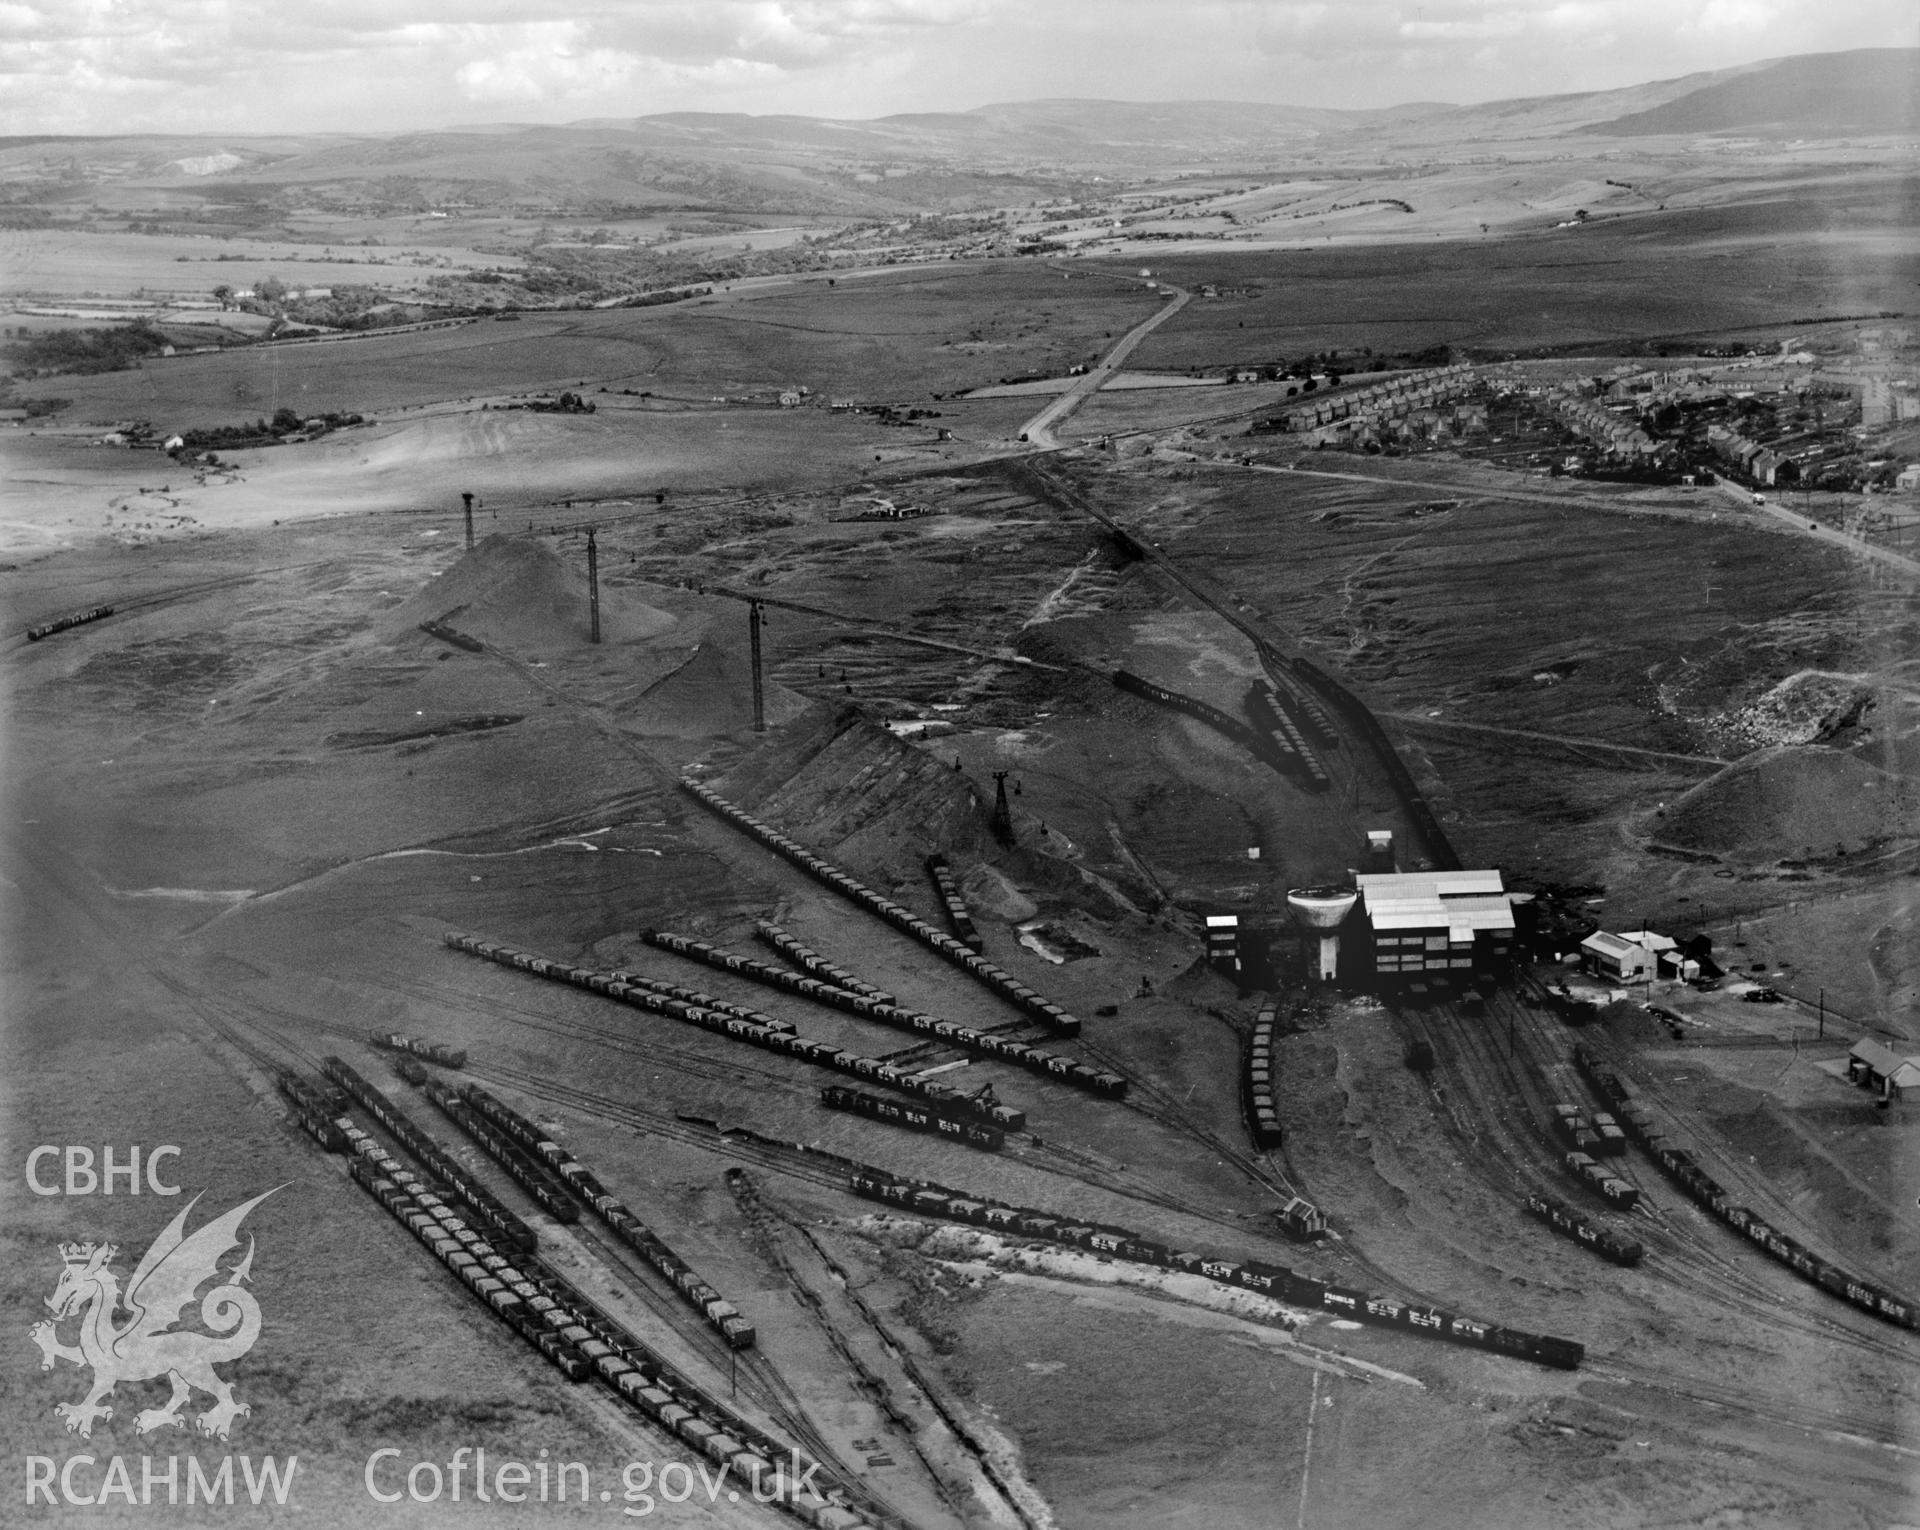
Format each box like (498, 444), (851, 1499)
(462, 491), (475, 550)
(586, 528), (601, 644)
(748, 600), (766, 732)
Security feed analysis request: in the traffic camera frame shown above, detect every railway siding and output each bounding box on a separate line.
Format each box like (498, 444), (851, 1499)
(450, 1079), (757, 1349)
(847, 1166), (1584, 1370)
(444, 930), (1030, 1129)
(679, 778), (1086, 1037)
(639, 927), (1125, 1098)
(318, 1099), (879, 1528)
(1573, 1044), (1918, 1331)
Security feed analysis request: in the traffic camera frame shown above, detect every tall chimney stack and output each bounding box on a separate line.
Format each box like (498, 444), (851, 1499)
(586, 528), (601, 644)
(748, 600), (766, 732)
(461, 492), (474, 550)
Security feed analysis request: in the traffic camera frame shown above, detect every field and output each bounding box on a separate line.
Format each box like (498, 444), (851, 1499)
(0, 228), (518, 300)
(5, 159), (1920, 1530)
(1122, 184), (1920, 366)
(6, 264), (1161, 430)
(1024, 150), (1913, 253)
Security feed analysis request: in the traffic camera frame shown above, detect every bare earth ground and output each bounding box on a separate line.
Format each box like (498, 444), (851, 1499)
(6, 222), (1920, 1527)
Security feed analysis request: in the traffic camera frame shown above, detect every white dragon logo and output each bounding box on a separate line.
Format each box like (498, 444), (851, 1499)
(28, 1189), (278, 1440)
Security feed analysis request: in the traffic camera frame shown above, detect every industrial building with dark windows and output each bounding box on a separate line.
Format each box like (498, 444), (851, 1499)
(1282, 868), (1516, 987)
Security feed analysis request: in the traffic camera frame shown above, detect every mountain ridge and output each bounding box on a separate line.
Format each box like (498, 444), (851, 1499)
(0, 49), (1909, 220)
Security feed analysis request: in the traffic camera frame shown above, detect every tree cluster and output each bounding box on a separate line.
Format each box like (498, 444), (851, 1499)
(176, 408), (363, 451)
(4, 321), (172, 377)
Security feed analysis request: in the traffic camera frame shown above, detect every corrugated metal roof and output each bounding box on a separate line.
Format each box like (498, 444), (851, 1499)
(1358, 870), (1505, 897)
(1851, 1038), (1908, 1072)
(1581, 931), (1642, 958)
(1369, 911), (1514, 933)
(1359, 869), (1514, 934)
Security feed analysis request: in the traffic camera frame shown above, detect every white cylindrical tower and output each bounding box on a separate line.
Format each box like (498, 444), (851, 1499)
(1287, 886), (1358, 982)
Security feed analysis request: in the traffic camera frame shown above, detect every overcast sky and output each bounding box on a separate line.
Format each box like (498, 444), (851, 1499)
(3, 1), (1913, 136)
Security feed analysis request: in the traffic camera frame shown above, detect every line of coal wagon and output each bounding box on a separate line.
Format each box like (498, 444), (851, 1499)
(638, 928), (1126, 1100)
(1288, 654), (1461, 871)
(300, 1074), (875, 1528)
(1523, 1192), (1643, 1267)
(440, 1078), (756, 1348)
(422, 1078), (588, 1235)
(1244, 683), (1333, 791)
(1112, 669), (1329, 792)
(369, 1029), (468, 1070)
(26, 605), (113, 642)
(679, 778), (1083, 1037)
(849, 1167), (1583, 1370)
(1245, 1003), (1284, 1148)
(319, 1058), (543, 1252)
(1574, 1043), (1915, 1328)
(821, 1084), (1005, 1152)
(757, 922), (896, 1004)
(443, 930), (1026, 1130)
(924, 854), (982, 951)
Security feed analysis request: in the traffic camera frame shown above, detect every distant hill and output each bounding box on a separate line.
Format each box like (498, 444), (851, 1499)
(1593, 49), (1920, 137)
(576, 97), (1361, 166)
(554, 49), (1920, 164)
(2, 49), (1911, 217)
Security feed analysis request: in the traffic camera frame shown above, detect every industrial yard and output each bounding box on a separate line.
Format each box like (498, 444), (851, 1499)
(5, 50), (1920, 1530)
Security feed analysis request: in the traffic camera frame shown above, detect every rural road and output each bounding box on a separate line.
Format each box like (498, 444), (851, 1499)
(1019, 280), (1191, 448)
(1711, 480), (1920, 579)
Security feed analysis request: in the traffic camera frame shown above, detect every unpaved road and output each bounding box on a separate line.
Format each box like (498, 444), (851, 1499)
(1020, 282), (1192, 448)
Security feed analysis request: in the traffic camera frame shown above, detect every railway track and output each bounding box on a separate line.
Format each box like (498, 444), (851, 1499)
(245, 946), (1284, 1251)
(474, 1043), (1289, 1254)
(557, 1216), (909, 1530)
(181, 971), (866, 1207)
(108, 788), (1920, 1438)
(1461, 994), (1809, 1309)
(152, 975), (913, 1525)
(1585, 1357), (1920, 1459)
(1428, 993), (1768, 1297)
(1072, 1033), (1297, 1202)
(168, 944), (1620, 1405)
(1571, 1032), (1920, 1365)
(1006, 458), (1460, 870)
(1423, 987), (1919, 1369)
(384, 943), (1046, 1114)
(364, 966), (826, 1102)
(725, 1170), (980, 1526)
(7, 561), (347, 655)
(146, 804), (1918, 1434)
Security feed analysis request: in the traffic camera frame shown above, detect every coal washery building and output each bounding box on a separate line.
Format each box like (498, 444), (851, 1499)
(1355, 869), (1516, 985)
(1276, 870), (1517, 988)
